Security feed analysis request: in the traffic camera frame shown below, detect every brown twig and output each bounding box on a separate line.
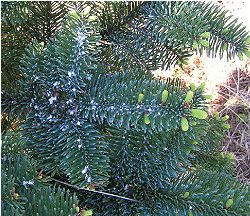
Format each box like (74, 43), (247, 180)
(41, 174), (141, 203)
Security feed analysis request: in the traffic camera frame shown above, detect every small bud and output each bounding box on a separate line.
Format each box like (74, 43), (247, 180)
(190, 109), (207, 119)
(200, 32), (210, 38)
(161, 90), (168, 103)
(84, 210), (93, 215)
(221, 115), (229, 121)
(199, 39), (209, 47)
(225, 198), (233, 209)
(13, 193), (19, 200)
(184, 91), (194, 103)
(181, 117), (189, 131)
(244, 49), (250, 59)
(225, 153), (233, 159)
(138, 94), (144, 103)
(76, 206), (80, 212)
(245, 36), (250, 45)
(220, 152), (225, 159)
(38, 176), (42, 179)
(144, 112), (150, 124)
(198, 82), (206, 90)
(222, 124), (230, 130)
(223, 28), (229, 33)
(190, 83), (195, 92)
(87, 16), (97, 22)
(203, 95), (213, 100)
(84, 6), (91, 16)
(183, 192), (190, 199)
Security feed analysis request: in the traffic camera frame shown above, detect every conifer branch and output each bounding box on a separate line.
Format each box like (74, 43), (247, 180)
(2, 1), (250, 215)
(107, 35), (148, 69)
(129, 22), (184, 62)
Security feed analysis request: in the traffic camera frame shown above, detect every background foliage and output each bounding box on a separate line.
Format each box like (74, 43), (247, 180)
(1, 1), (250, 215)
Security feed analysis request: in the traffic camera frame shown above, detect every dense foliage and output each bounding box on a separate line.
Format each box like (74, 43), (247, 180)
(2, 1), (250, 215)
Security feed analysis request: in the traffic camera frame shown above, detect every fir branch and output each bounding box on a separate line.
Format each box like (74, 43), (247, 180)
(128, 21), (184, 64)
(107, 35), (148, 70)
(2, 2), (250, 215)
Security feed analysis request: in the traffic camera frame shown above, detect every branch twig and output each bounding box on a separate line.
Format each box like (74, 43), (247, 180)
(41, 174), (142, 203)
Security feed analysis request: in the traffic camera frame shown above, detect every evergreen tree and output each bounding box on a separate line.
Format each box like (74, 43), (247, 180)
(2, 1), (250, 215)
